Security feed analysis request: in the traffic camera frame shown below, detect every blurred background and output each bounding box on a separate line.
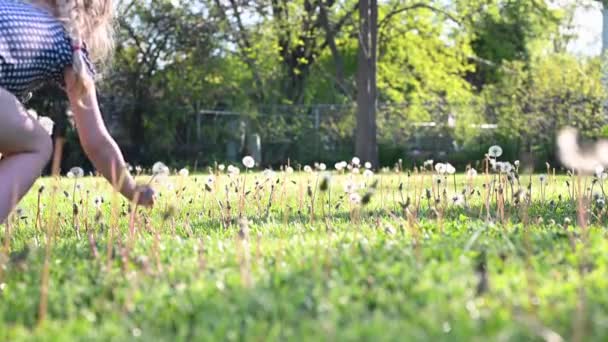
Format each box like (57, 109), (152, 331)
(31, 0), (608, 171)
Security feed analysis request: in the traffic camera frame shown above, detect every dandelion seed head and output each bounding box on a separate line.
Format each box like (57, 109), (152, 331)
(227, 165), (240, 175)
(499, 162), (513, 174)
(335, 162), (346, 171)
(352, 157), (361, 166)
(445, 163), (456, 175)
(318, 163), (327, 171)
(68, 167), (84, 178)
(263, 169), (277, 180)
(349, 192), (361, 205)
(435, 163), (447, 174)
(488, 145), (503, 158)
(351, 167), (360, 175)
(363, 169), (374, 178)
(152, 162), (170, 177)
(242, 156), (255, 169)
(364, 162), (372, 169)
(539, 174), (547, 183)
(179, 168), (189, 177)
(218, 164), (226, 172)
(285, 166), (294, 174)
(303, 165), (313, 173)
(514, 160), (520, 167)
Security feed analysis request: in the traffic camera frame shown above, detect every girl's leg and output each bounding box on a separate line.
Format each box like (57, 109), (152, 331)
(0, 88), (53, 222)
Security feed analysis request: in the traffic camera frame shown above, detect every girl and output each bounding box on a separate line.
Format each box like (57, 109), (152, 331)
(0, 0), (155, 222)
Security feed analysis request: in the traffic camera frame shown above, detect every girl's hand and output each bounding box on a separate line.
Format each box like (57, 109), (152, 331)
(134, 185), (156, 207)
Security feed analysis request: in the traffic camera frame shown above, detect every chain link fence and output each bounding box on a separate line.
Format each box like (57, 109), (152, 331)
(168, 102), (495, 167)
(97, 96), (606, 169)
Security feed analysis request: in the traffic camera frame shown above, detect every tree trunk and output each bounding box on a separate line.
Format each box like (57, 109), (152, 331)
(602, 3), (608, 92)
(355, 0), (378, 166)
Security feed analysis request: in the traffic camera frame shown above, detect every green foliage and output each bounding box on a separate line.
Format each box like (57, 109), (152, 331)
(22, 0), (605, 167)
(464, 0), (562, 87)
(477, 54), (605, 165)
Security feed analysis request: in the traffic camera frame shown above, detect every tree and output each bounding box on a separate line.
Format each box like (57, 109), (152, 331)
(211, 0), (359, 104)
(598, 0), (608, 91)
(106, 0), (217, 162)
(463, 0), (560, 88)
(355, 0), (378, 166)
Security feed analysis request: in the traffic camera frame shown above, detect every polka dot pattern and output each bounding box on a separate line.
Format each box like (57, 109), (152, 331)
(0, 0), (95, 101)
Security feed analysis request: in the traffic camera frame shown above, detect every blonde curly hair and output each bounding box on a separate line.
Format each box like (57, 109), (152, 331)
(33, 0), (114, 97)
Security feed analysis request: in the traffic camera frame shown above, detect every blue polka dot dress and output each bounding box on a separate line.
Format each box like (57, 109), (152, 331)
(0, 0), (95, 102)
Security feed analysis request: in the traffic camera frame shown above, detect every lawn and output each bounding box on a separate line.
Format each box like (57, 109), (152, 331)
(1, 163), (608, 341)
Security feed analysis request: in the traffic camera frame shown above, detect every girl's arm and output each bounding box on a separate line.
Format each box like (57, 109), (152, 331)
(64, 68), (154, 206)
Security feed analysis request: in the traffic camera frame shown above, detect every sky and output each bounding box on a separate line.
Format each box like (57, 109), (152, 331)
(556, 0), (603, 56)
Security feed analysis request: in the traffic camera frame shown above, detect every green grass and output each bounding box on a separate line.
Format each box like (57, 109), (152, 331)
(1, 170), (608, 341)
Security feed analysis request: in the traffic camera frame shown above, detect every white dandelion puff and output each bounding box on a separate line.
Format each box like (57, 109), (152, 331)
(179, 168), (189, 177)
(69, 167), (84, 178)
(263, 169), (276, 180)
(445, 163), (456, 175)
(435, 163), (447, 174)
(364, 162), (372, 169)
(242, 156), (255, 169)
(152, 162), (170, 176)
(499, 162), (513, 174)
(488, 145), (503, 158)
(303, 165), (313, 173)
(335, 161), (348, 171)
(227, 165), (240, 175)
(352, 157), (361, 167)
(363, 169), (374, 178)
